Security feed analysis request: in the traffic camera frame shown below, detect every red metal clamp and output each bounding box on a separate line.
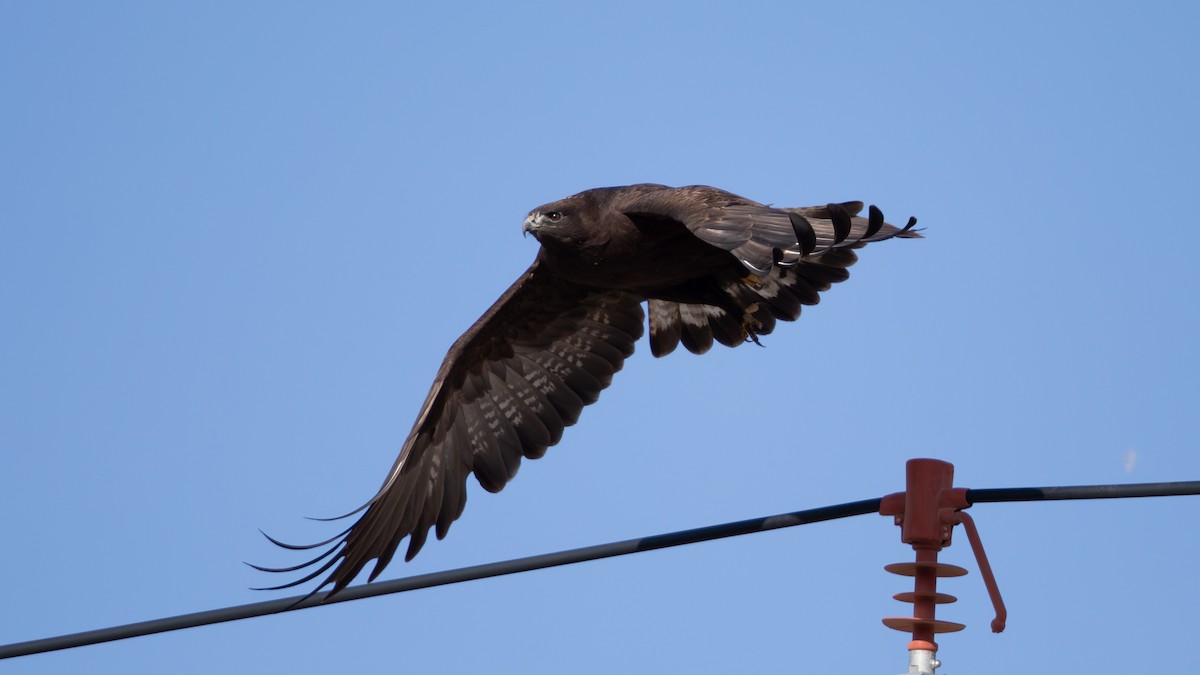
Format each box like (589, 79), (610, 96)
(879, 459), (1007, 672)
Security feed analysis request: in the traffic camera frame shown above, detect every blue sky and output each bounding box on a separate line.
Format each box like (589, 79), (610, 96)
(3, 3), (1198, 673)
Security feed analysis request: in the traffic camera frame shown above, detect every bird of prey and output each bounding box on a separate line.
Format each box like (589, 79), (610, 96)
(255, 183), (919, 597)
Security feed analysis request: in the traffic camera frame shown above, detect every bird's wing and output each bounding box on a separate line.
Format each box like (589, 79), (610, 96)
(606, 185), (919, 357)
(255, 259), (644, 596)
(646, 247), (862, 356)
(614, 184), (919, 275)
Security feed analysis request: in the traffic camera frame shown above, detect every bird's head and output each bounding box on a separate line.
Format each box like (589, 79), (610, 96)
(521, 207), (569, 239)
(522, 189), (626, 259)
(522, 191), (597, 244)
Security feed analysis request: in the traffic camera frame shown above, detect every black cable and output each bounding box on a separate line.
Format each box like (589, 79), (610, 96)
(0, 497), (882, 661)
(967, 480), (1200, 504)
(3, 478), (1198, 661)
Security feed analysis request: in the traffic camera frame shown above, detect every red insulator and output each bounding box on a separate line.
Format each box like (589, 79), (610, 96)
(882, 558), (968, 636)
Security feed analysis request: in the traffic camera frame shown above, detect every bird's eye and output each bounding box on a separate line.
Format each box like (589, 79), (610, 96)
(546, 211), (563, 222)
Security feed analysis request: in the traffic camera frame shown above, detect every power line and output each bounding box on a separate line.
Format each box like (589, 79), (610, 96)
(3, 479), (1198, 661)
(967, 480), (1200, 503)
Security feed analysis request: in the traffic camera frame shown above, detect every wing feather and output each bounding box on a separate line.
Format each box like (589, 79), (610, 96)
(647, 299), (684, 357)
(646, 244), (873, 356)
(491, 361), (553, 458)
(261, 259), (644, 596)
(514, 352), (585, 425)
(502, 359), (565, 446)
(613, 184), (918, 275)
(678, 304), (715, 354)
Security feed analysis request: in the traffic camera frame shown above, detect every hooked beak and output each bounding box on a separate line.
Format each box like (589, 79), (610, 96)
(522, 213), (543, 238)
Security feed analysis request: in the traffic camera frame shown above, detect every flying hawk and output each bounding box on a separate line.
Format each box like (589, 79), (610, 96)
(255, 183), (919, 596)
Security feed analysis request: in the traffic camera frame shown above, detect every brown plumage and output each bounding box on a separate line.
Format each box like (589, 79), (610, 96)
(254, 183), (919, 597)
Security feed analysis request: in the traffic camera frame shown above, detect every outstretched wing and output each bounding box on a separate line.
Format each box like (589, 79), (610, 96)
(613, 184), (919, 275)
(256, 259), (644, 596)
(609, 185), (920, 357)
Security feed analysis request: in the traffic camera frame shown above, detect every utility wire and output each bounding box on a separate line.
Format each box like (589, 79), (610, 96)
(3, 479), (1198, 661)
(967, 480), (1200, 503)
(0, 497), (881, 660)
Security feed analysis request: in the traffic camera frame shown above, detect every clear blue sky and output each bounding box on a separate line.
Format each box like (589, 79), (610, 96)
(3, 3), (1198, 673)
